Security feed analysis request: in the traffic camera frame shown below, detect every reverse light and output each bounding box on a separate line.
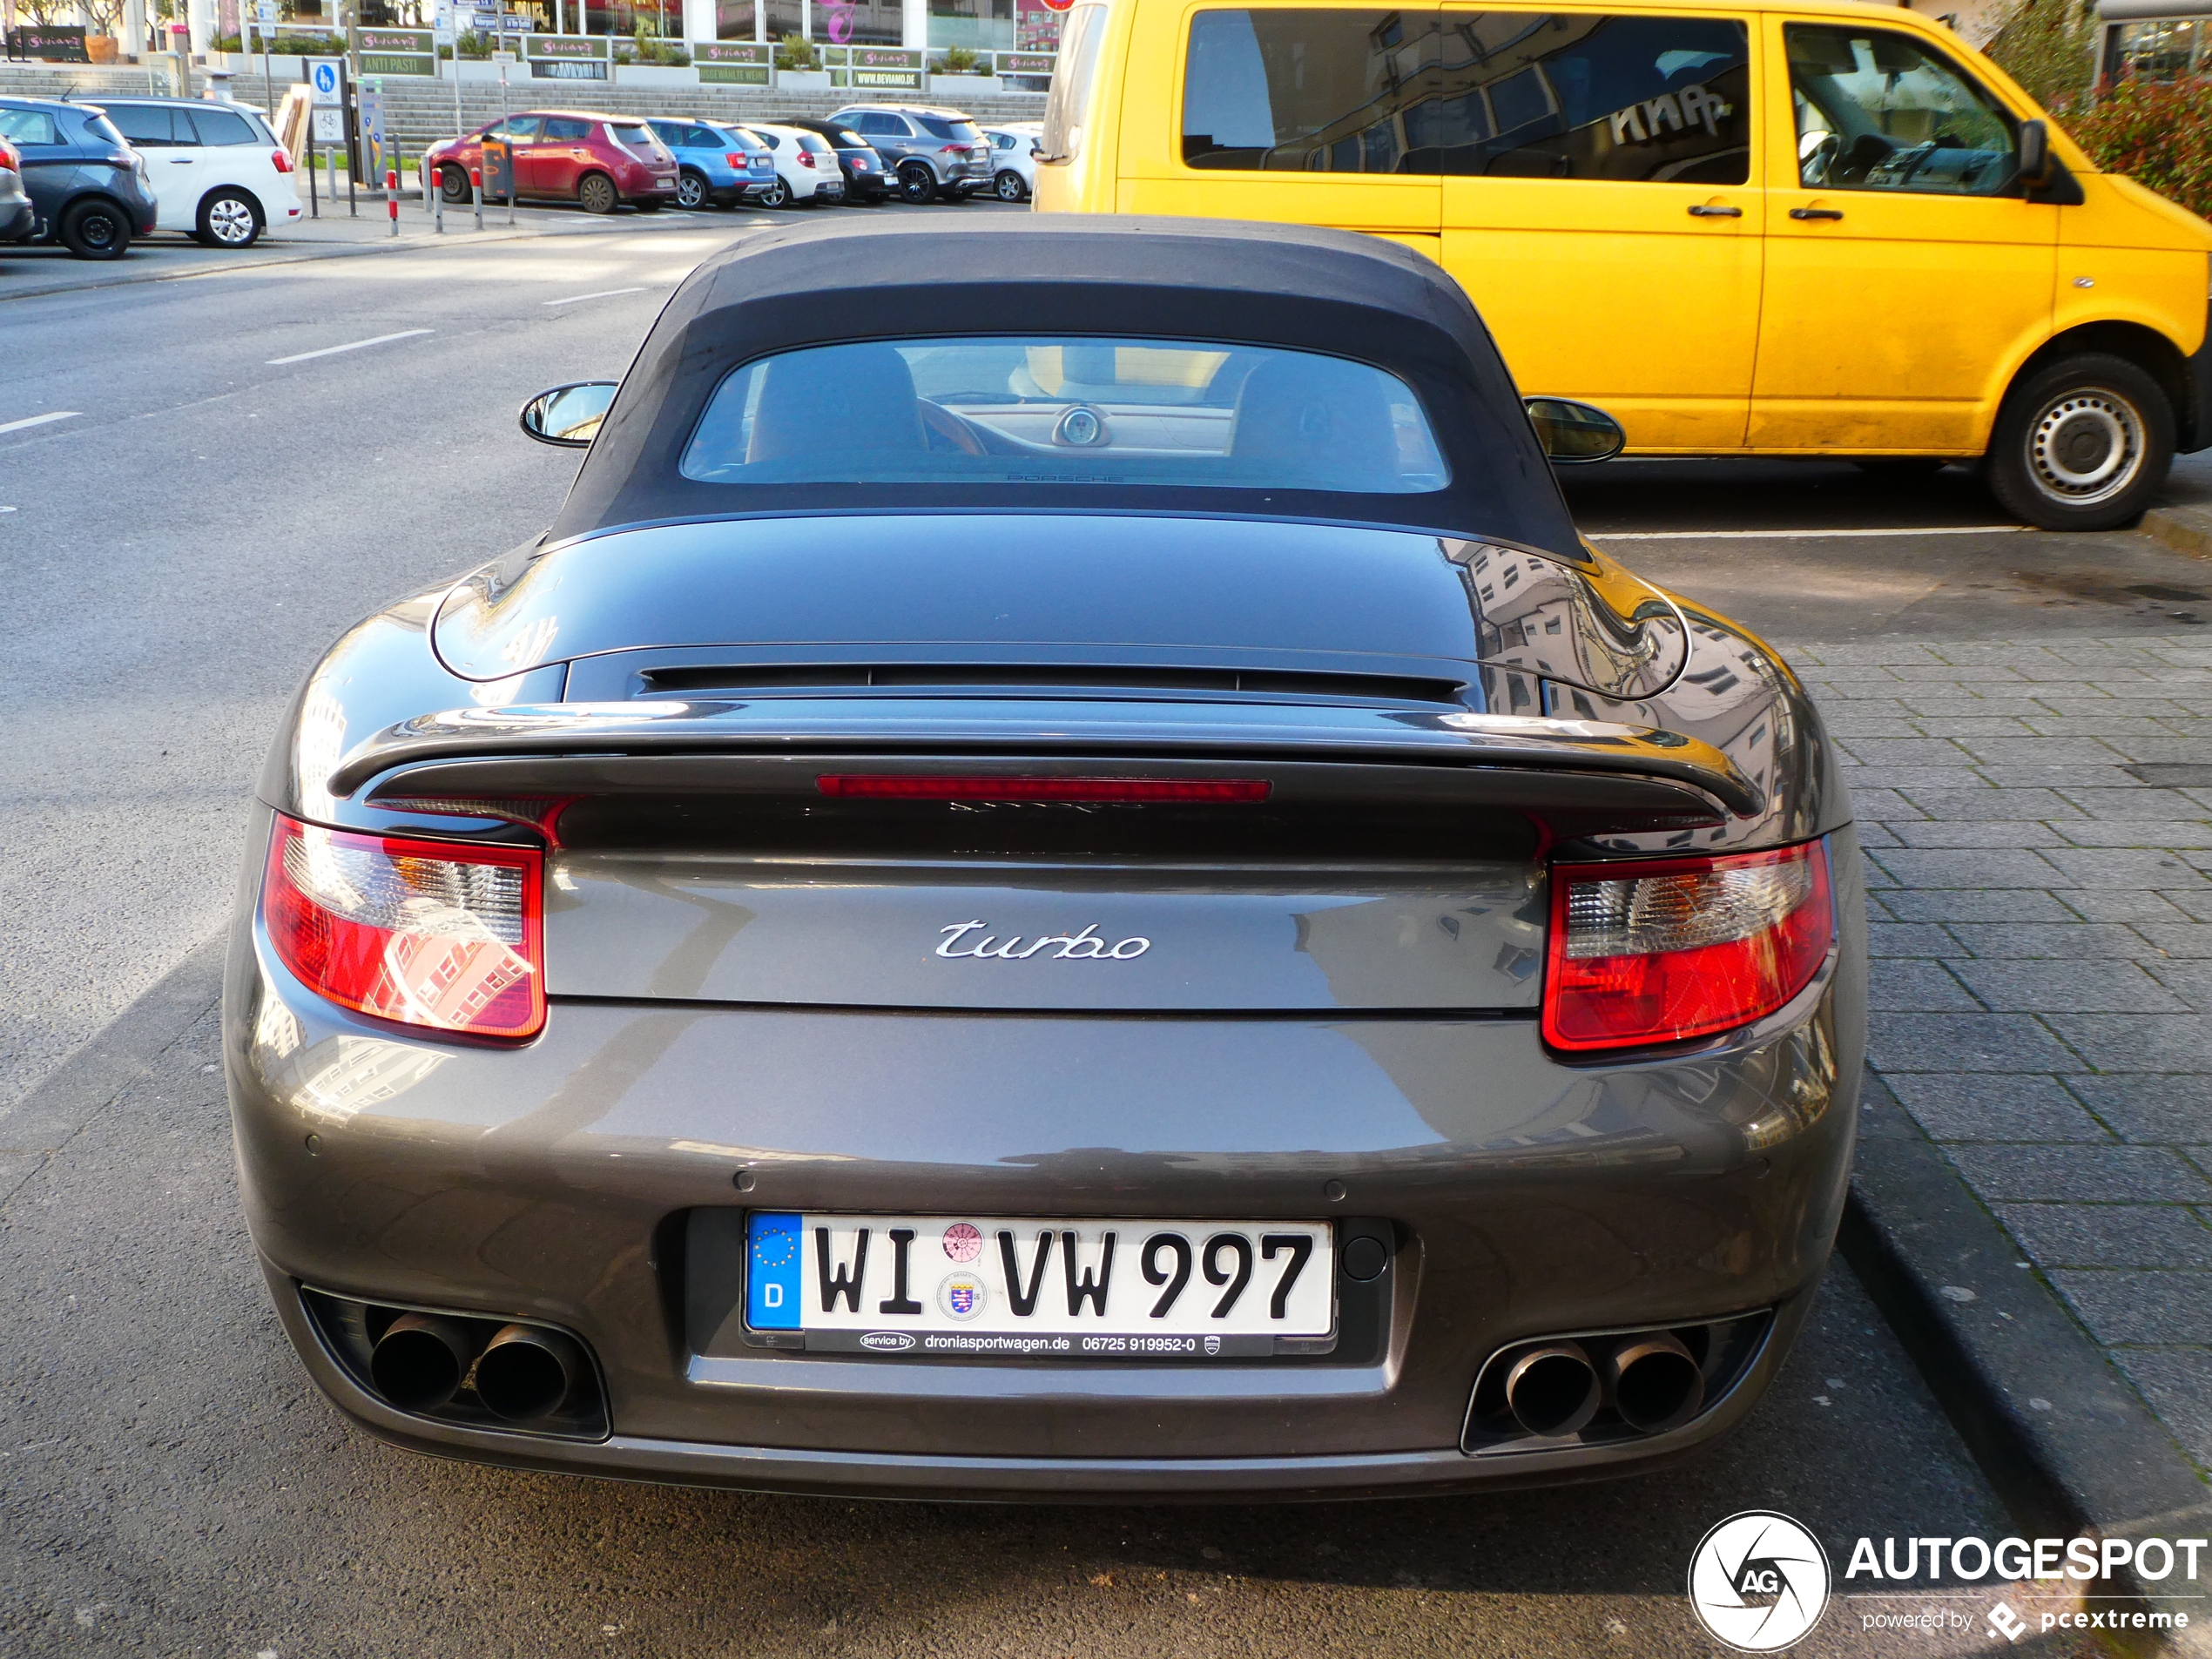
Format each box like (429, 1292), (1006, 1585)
(817, 775), (1271, 803)
(1543, 840), (1833, 1052)
(262, 814), (545, 1040)
(272, 146), (294, 173)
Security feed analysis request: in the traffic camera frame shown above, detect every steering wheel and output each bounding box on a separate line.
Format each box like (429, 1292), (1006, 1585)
(919, 398), (987, 455)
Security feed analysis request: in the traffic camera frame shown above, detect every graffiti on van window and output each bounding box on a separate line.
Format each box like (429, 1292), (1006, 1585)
(1605, 83), (1731, 145)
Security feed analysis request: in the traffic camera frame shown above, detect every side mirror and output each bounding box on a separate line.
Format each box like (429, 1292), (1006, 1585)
(1524, 397), (1626, 465)
(519, 381), (617, 448)
(2018, 118), (2053, 188)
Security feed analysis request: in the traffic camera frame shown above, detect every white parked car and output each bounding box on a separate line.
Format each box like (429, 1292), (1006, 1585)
(982, 123), (1039, 202)
(738, 124), (844, 209)
(94, 96), (301, 248)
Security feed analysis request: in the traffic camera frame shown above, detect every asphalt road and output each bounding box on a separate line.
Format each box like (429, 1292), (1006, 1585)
(5, 218), (2201, 1656)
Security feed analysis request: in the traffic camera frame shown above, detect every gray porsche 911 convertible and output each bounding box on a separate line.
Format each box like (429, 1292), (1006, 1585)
(225, 216), (1863, 1499)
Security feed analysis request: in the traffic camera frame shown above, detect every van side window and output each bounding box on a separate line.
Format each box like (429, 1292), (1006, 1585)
(1426, 13), (1750, 183)
(1179, 9), (1750, 183)
(1184, 9), (1435, 171)
(1785, 25), (2016, 195)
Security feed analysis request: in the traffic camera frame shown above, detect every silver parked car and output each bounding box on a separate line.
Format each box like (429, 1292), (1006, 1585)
(226, 217), (1864, 1500)
(830, 104), (994, 203)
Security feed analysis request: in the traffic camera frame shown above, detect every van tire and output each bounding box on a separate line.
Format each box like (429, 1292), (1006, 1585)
(1986, 352), (2174, 532)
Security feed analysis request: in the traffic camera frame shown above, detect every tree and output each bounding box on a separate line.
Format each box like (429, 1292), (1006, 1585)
(1983, 0), (2100, 113)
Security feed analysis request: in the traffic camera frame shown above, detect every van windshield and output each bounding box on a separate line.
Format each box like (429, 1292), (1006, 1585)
(679, 336), (1448, 493)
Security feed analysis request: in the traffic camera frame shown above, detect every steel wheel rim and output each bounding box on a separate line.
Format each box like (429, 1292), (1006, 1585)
(677, 175), (705, 207)
(208, 197), (253, 244)
(80, 212), (118, 249)
(2028, 388), (2145, 506)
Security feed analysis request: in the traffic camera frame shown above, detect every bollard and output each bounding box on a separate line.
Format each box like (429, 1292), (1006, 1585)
(472, 165), (482, 232)
(431, 158), (443, 234)
(388, 166), (399, 236)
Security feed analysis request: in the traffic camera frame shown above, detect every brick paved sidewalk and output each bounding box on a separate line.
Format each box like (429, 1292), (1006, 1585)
(1788, 633), (2212, 1472)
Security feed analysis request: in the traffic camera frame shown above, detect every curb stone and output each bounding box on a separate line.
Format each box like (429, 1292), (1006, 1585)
(1841, 1067), (2212, 1655)
(2141, 502), (2212, 561)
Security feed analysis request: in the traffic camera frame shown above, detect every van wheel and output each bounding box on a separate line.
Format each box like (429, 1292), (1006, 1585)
(577, 172), (619, 215)
(57, 198), (130, 260)
(196, 187), (261, 248)
(897, 161), (937, 204)
(1986, 353), (2174, 532)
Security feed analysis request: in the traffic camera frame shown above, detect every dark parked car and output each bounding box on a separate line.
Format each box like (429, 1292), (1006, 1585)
(228, 217), (1863, 1500)
(829, 104), (992, 202)
(422, 111), (677, 215)
(0, 95), (158, 259)
(782, 117), (894, 203)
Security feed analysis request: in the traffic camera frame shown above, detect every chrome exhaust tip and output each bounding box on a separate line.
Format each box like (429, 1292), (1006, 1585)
(1603, 1330), (1706, 1434)
(1502, 1339), (1602, 1438)
(474, 1323), (590, 1423)
(368, 1312), (485, 1412)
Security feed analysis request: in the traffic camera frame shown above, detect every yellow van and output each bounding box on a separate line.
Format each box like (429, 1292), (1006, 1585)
(1033, 0), (2212, 529)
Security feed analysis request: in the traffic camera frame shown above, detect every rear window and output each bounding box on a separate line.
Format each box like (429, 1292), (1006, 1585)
(917, 115), (981, 141)
(83, 112), (129, 147)
(679, 336), (1447, 494)
(611, 122), (658, 150)
(186, 105), (260, 145)
(1038, 4), (1105, 161)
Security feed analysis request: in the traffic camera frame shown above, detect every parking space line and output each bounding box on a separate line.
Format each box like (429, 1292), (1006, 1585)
(266, 329), (433, 366)
(542, 287), (648, 307)
(0, 410), (81, 435)
(1589, 525), (2022, 541)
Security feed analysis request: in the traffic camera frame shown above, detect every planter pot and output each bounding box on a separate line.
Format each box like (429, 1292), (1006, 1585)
(615, 62), (696, 85)
(86, 34), (119, 62)
(927, 72), (1000, 95)
(775, 68), (829, 91)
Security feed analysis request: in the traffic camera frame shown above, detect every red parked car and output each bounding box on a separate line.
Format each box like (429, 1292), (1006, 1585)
(425, 111), (678, 215)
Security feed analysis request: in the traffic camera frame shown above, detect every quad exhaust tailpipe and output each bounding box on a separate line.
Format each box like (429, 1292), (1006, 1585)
(368, 1313), (486, 1412)
(1502, 1339), (1602, 1438)
(1602, 1330), (1706, 1434)
(474, 1323), (590, 1422)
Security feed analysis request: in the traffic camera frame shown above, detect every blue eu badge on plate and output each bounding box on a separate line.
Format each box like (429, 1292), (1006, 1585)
(746, 1211), (803, 1330)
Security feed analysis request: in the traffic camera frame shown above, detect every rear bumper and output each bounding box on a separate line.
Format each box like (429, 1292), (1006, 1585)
(226, 809), (1866, 1498)
(0, 195), (31, 242)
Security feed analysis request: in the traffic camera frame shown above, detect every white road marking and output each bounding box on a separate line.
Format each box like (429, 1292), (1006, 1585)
(265, 329), (433, 366)
(0, 410), (82, 435)
(1588, 524), (2023, 541)
(542, 287), (648, 307)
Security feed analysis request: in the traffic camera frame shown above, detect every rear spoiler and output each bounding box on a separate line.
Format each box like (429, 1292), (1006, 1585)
(323, 698), (1765, 823)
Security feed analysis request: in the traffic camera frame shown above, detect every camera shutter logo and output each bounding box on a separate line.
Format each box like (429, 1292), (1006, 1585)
(1687, 1511), (1831, 1651)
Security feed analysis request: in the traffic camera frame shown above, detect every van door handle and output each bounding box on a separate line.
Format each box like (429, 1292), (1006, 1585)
(1687, 203), (1741, 217)
(1789, 206), (1844, 220)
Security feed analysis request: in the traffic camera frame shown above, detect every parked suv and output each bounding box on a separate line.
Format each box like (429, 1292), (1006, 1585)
(829, 105), (991, 203)
(645, 118), (776, 208)
(782, 117), (893, 204)
(91, 97), (301, 248)
(424, 111), (677, 215)
(0, 95), (158, 259)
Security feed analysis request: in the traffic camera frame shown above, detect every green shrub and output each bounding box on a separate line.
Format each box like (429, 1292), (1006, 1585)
(2064, 75), (2212, 219)
(932, 44), (980, 73)
(1984, 0), (2099, 111)
(773, 31), (817, 69)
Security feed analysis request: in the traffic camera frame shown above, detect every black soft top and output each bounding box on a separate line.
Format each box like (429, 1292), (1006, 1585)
(550, 214), (1581, 555)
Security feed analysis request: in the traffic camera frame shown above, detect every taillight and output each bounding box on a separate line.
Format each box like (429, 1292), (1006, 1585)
(1542, 840), (1832, 1052)
(940, 144), (963, 156)
(261, 814), (544, 1041)
(271, 146), (293, 173)
(818, 775), (1271, 803)
(726, 152), (744, 166)
(798, 151), (815, 168)
(0, 138), (17, 172)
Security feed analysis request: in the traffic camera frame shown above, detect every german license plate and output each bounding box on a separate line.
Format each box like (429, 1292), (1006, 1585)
(745, 1213), (1333, 1359)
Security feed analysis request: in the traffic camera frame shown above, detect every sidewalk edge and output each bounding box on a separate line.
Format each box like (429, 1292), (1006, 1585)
(1839, 1074), (2212, 1655)
(2141, 503), (2212, 561)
